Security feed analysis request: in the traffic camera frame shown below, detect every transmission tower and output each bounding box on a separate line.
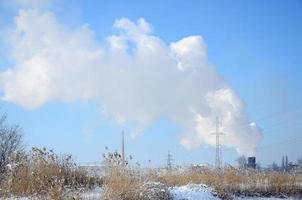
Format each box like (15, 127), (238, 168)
(166, 151), (173, 170)
(211, 116), (224, 169)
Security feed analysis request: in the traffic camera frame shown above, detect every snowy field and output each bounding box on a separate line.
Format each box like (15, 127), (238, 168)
(0, 184), (299, 200)
(170, 184), (220, 200)
(169, 184), (298, 200)
(235, 198), (298, 200)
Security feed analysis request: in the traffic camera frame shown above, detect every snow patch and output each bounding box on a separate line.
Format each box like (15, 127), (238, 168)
(79, 187), (102, 199)
(170, 184), (220, 200)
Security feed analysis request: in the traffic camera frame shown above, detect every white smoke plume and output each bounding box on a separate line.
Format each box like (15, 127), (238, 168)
(0, 9), (262, 156)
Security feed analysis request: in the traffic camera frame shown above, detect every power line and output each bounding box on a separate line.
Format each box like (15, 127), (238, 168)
(252, 99), (302, 123)
(258, 135), (302, 149)
(261, 112), (302, 133)
(263, 123), (302, 136)
(228, 99), (302, 127)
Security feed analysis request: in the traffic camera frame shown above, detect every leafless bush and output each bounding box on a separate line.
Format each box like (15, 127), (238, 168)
(0, 113), (23, 177)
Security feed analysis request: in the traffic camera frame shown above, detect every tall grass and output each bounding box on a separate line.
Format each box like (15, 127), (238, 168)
(100, 150), (301, 199)
(161, 167), (302, 199)
(0, 147), (101, 199)
(101, 151), (171, 200)
(1, 148), (301, 199)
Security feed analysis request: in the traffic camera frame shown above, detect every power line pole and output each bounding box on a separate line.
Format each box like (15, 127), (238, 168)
(285, 155), (288, 172)
(121, 130), (125, 166)
(282, 156), (285, 172)
(212, 116), (224, 169)
(166, 151), (173, 170)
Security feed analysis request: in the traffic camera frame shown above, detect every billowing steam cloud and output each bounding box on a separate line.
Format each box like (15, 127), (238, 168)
(0, 9), (262, 156)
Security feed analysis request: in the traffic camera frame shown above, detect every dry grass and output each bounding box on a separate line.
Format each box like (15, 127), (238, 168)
(100, 152), (302, 200)
(161, 167), (302, 199)
(102, 165), (141, 200)
(101, 152), (171, 200)
(1, 148), (301, 200)
(0, 147), (101, 199)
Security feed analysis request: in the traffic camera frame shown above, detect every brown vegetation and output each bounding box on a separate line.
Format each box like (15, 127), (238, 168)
(1, 148), (301, 199)
(100, 152), (302, 199)
(161, 167), (302, 199)
(101, 151), (171, 200)
(0, 147), (101, 199)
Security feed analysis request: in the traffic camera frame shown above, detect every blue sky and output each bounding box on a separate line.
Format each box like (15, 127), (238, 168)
(0, 0), (302, 167)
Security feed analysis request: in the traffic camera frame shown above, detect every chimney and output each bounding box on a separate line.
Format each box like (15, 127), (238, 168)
(121, 130), (125, 166)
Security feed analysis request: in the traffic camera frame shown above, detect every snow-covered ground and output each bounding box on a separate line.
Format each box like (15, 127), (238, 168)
(79, 187), (102, 199)
(235, 198), (298, 200)
(0, 184), (298, 200)
(170, 184), (220, 200)
(81, 185), (299, 200)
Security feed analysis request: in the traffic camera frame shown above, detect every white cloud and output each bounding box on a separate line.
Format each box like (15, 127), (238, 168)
(170, 36), (208, 70)
(0, 9), (262, 156)
(1, 0), (51, 10)
(1, 9), (101, 108)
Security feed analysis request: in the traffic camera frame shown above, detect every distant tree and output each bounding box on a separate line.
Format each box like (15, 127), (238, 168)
(297, 156), (302, 165)
(0, 113), (23, 176)
(236, 156), (247, 169)
(281, 156), (285, 171)
(269, 162), (279, 171)
(256, 162), (262, 170)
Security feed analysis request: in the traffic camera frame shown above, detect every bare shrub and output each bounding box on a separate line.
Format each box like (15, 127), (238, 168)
(0, 113), (23, 177)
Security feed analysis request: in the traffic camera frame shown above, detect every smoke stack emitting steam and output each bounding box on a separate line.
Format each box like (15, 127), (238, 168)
(0, 10), (262, 156)
(121, 130), (125, 166)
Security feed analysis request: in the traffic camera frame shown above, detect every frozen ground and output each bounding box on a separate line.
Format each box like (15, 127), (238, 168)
(235, 198), (298, 200)
(79, 187), (102, 199)
(0, 184), (298, 200)
(170, 184), (220, 200)
(169, 184), (298, 200)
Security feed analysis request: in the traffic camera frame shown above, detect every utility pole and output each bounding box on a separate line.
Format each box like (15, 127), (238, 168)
(211, 116), (224, 169)
(121, 130), (125, 166)
(282, 156), (285, 171)
(166, 151), (173, 170)
(285, 155), (288, 172)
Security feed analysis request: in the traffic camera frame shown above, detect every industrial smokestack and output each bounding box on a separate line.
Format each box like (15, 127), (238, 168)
(121, 130), (125, 166)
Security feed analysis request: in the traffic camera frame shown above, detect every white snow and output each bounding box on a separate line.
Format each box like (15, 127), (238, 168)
(170, 184), (220, 200)
(1, 185), (298, 199)
(0, 198), (31, 200)
(79, 187), (102, 199)
(0, 187), (103, 200)
(235, 198), (298, 200)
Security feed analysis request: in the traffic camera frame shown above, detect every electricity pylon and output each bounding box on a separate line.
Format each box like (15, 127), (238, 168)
(166, 151), (173, 170)
(211, 116), (224, 169)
